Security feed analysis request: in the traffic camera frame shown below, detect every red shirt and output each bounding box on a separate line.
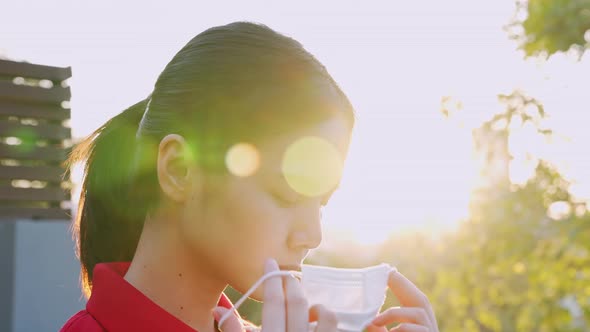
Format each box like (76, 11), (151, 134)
(60, 262), (234, 332)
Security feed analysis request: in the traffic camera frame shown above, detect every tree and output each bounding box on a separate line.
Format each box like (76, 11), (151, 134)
(401, 91), (590, 331)
(369, 90), (589, 331)
(507, 0), (590, 58)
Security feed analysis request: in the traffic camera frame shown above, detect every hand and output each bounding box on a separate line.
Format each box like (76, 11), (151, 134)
(366, 269), (439, 332)
(213, 259), (339, 332)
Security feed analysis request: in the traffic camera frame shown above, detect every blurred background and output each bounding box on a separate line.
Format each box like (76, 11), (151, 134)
(1, 0), (589, 331)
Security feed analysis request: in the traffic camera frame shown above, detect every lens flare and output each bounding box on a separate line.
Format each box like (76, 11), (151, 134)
(281, 136), (343, 197)
(225, 143), (260, 177)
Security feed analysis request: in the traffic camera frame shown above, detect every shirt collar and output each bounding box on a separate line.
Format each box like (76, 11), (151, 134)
(86, 262), (233, 332)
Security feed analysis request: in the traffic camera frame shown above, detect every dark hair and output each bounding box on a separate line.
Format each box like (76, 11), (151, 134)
(68, 21), (355, 296)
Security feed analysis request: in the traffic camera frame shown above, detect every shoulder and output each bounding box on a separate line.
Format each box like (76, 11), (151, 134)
(60, 310), (105, 332)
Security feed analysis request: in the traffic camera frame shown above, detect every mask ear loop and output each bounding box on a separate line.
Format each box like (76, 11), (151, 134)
(218, 270), (303, 328)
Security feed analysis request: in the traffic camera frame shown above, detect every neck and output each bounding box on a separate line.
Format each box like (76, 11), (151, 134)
(124, 214), (227, 332)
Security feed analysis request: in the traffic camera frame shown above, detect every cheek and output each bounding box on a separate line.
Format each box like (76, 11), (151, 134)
(222, 189), (288, 248)
(217, 185), (295, 291)
(178, 178), (295, 292)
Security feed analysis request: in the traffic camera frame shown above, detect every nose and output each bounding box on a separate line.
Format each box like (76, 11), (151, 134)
(287, 202), (323, 251)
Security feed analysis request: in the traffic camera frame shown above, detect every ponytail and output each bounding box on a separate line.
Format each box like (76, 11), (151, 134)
(67, 99), (156, 297)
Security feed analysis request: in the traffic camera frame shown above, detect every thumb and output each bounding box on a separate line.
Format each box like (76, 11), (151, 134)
(213, 306), (244, 332)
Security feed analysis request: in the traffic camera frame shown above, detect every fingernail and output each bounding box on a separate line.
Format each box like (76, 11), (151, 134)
(264, 258), (278, 273)
(371, 316), (383, 325)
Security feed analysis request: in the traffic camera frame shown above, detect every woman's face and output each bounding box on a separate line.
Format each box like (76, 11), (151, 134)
(180, 114), (351, 299)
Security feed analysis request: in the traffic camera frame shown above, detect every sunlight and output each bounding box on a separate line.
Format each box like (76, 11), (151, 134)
(548, 201), (572, 220)
(510, 157), (538, 185)
(3, 2), (590, 330)
(4, 137), (22, 145)
(282, 136), (343, 197)
(225, 142), (260, 177)
(7, 0), (587, 245)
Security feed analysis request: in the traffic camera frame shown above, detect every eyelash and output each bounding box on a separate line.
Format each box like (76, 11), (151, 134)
(273, 192), (299, 207)
(273, 192), (331, 208)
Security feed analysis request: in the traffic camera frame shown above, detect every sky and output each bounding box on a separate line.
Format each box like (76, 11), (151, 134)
(2, 0), (589, 247)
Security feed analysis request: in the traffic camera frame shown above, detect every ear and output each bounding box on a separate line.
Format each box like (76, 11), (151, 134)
(156, 134), (195, 203)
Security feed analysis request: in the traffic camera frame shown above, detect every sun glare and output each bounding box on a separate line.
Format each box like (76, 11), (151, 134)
(225, 143), (260, 177)
(281, 136), (343, 198)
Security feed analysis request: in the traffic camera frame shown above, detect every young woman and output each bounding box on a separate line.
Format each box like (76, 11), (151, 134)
(61, 22), (439, 332)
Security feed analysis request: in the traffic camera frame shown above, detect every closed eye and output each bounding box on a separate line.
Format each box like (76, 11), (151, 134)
(272, 191), (299, 208)
(271, 185), (339, 208)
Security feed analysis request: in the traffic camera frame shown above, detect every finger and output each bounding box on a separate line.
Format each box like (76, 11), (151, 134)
(243, 320), (261, 332)
(388, 270), (437, 329)
(388, 270), (429, 308)
(283, 275), (309, 332)
(213, 306), (244, 332)
(309, 304), (338, 332)
(389, 322), (429, 332)
(365, 323), (388, 332)
(370, 307), (430, 327)
(245, 326), (261, 332)
(261, 258), (285, 332)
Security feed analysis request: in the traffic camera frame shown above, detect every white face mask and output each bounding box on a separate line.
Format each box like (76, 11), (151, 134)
(301, 263), (392, 332)
(218, 263), (394, 332)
